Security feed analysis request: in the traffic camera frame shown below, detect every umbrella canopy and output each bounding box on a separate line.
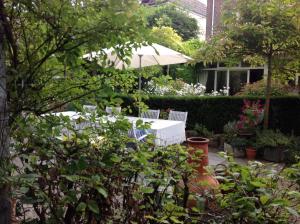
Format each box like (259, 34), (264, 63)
(83, 43), (192, 93)
(83, 43), (192, 69)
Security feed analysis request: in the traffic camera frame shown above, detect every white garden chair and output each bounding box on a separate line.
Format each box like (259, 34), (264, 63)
(105, 106), (121, 115)
(140, 109), (160, 119)
(168, 110), (188, 126)
(128, 129), (149, 143)
(83, 105), (97, 112)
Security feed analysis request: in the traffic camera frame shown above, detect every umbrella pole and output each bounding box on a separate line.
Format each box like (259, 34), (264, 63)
(138, 55), (142, 91)
(138, 55), (142, 116)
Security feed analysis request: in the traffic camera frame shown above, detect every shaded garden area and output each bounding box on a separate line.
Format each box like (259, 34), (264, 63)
(0, 0), (299, 223)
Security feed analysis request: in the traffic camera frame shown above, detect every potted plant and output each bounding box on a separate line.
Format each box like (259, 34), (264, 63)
(193, 123), (217, 147)
(230, 137), (248, 158)
(236, 100), (264, 136)
(223, 121), (238, 153)
(256, 130), (290, 162)
(245, 140), (257, 160)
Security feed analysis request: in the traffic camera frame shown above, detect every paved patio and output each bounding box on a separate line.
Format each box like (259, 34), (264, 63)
(208, 147), (285, 170)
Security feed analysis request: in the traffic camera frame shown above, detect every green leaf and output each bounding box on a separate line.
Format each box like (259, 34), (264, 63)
(140, 187), (154, 194)
(63, 175), (80, 182)
(286, 207), (299, 217)
(287, 191), (300, 198)
(170, 216), (183, 223)
(76, 202), (86, 212)
(19, 187), (29, 194)
(110, 154), (122, 163)
(260, 195), (269, 205)
(250, 181), (266, 188)
(96, 187), (108, 198)
(87, 200), (99, 214)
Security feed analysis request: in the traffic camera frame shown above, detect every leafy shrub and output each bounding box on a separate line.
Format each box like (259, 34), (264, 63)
(223, 121), (238, 143)
(150, 26), (184, 52)
(193, 123), (213, 138)
(6, 113), (194, 223)
(235, 80), (289, 96)
(256, 129), (290, 149)
(230, 137), (248, 149)
(147, 5), (199, 40)
(4, 112), (300, 223)
(286, 136), (300, 163)
(215, 154), (300, 223)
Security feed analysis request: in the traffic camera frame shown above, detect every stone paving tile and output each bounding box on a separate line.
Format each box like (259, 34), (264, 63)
(208, 147), (285, 171)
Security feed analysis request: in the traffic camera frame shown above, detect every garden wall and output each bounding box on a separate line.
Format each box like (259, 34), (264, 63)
(121, 96), (300, 135)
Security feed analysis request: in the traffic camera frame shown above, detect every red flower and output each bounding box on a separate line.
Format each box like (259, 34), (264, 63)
(236, 100), (264, 131)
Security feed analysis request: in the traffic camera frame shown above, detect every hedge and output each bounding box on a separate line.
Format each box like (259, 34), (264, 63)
(120, 95), (300, 135)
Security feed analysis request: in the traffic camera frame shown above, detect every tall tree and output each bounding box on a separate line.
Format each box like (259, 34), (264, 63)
(197, 0), (300, 128)
(0, 0), (146, 221)
(146, 5), (199, 40)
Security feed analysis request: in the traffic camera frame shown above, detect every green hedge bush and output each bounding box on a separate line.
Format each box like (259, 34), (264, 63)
(120, 95), (300, 135)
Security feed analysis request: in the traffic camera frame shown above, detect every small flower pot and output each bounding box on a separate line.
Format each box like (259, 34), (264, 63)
(246, 147), (256, 160)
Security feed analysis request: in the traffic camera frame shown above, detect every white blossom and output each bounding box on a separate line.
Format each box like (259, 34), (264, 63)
(145, 80), (230, 97)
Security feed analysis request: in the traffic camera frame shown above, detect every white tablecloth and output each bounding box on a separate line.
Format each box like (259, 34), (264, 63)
(52, 112), (186, 146)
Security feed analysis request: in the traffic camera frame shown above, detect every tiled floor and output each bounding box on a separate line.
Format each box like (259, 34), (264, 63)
(208, 147), (285, 170)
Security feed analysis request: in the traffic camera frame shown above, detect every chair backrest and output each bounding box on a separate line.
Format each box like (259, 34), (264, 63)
(128, 129), (148, 142)
(168, 110), (188, 124)
(83, 105), (97, 112)
(105, 106), (121, 115)
(140, 109), (160, 119)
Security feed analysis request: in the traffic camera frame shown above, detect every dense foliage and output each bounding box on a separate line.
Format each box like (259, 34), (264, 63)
(235, 80), (292, 97)
(5, 113), (194, 222)
(215, 155), (300, 223)
(150, 26), (184, 52)
(2, 110), (300, 222)
(1, 0), (300, 223)
(0, 0), (148, 221)
(146, 5), (199, 40)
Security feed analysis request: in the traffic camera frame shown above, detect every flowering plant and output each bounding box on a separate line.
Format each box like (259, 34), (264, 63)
(236, 100), (264, 133)
(206, 86), (229, 96)
(145, 79), (206, 96)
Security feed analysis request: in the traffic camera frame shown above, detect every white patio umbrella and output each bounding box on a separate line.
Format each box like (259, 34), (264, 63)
(83, 43), (192, 91)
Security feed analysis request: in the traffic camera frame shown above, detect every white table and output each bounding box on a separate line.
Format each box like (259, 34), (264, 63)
(51, 112), (186, 146)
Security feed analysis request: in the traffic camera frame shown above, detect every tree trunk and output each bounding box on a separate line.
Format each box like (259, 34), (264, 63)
(0, 21), (12, 224)
(263, 52), (273, 129)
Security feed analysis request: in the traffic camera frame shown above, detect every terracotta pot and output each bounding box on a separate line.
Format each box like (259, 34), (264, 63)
(178, 174), (219, 208)
(187, 137), (209, 174)
(246, 147), (256, 160)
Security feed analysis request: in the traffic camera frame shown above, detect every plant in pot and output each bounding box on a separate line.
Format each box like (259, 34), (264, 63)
(245, 137), (257, 160)
(230, 137), (248, 158)
(223, 121), (238, 153)
(236, 100), (264, 136)
(193, 123), (216, 147)
(256, 130), (290, 162)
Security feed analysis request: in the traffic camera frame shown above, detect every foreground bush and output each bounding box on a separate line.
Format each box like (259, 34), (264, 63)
(214, 154), (300, 223)
(4, 113), (193, 223)
(2, 112), (300, 223)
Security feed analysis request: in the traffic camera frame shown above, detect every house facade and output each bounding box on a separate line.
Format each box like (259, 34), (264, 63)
(199, 0), (266, 95)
